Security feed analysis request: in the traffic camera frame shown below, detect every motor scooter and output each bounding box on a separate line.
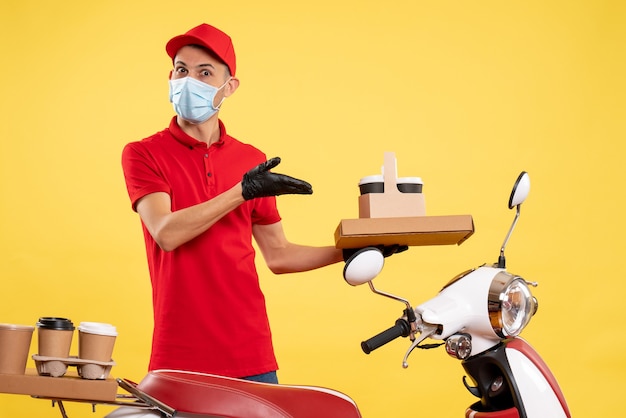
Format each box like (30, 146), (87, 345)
(342, 171), (571, 417)
(26, 172), (569, 418)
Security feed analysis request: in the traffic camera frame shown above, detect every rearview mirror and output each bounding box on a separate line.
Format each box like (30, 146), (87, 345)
(343, 248), (384, 286)
(509, 171), (531, 209)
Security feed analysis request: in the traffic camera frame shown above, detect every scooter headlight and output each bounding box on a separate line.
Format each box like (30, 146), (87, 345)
(488, 272), (538, 338)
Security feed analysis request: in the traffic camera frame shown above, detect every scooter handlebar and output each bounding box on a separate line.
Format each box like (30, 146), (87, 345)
(361, 319), (411, 354)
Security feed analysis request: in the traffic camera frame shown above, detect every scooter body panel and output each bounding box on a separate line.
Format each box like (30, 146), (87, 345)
(506, 339), (571, 417)
(463, 338), (570, 418)
(417, 266), (504, 355)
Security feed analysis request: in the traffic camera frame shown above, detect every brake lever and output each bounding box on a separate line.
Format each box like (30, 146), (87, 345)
(402, 323), (439, 368)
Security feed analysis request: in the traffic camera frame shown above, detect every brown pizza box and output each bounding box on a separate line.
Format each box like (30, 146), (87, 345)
(335, 215), (474, 248)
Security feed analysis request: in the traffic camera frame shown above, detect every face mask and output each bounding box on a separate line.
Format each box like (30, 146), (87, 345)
(169, 77), (230, 124)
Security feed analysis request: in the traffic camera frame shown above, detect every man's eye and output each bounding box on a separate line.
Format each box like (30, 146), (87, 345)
(201, 70), (211, 77)
(175, 68), (187, 74)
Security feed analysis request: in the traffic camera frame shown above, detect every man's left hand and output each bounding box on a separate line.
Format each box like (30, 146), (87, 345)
(242, 157), (313, 200)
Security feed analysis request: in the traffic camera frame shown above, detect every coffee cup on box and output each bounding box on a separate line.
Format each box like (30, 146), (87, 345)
(36, 317), (75, 358)
(397, 177), (423, 193)
(358, 175), (384, 195)
(77, 322), (117, 362)
(0, 323), (34, 374)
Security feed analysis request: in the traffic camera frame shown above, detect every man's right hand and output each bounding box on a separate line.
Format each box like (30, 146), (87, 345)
(241, 157), (313, 200)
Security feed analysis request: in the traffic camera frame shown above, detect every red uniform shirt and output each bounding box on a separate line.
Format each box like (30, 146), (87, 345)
(122, 117), (281, 377)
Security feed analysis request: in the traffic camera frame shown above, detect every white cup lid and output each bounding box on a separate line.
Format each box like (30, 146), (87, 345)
(78, 322), (117, 336)
(358, 175), (384, 185)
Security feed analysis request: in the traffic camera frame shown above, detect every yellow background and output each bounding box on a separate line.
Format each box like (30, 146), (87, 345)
(1, 0), (624, 416)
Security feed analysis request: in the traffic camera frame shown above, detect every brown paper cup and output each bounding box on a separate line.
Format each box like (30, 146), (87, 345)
(77, 322), (117, 362)
(0, 324), (35, 374)
(36, 317), (75, 359)
(38, 328), (74, 358)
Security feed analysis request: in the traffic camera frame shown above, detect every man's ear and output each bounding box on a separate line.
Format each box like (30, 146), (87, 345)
(168, 70), (173, 80)
(224, 77), (240, 97)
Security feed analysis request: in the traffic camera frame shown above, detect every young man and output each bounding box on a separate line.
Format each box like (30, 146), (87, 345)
(121, 23), (344, 384)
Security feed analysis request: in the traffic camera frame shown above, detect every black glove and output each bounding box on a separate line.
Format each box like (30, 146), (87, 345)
(342, 244), (409, 262)
(241, 157), (313, 201)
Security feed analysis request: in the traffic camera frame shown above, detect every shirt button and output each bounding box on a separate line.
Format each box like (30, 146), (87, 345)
(207, 172), (212, 177)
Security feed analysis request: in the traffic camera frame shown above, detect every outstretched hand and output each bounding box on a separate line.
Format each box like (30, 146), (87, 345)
(241, 157), (313, 201)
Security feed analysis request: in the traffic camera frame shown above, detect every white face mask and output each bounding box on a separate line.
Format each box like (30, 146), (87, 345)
(168, 77), (230, 124)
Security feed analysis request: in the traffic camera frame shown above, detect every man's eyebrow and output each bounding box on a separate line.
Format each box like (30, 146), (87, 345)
(173, 60), (216, 70)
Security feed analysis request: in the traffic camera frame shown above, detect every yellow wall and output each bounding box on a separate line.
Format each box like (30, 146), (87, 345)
(1, 1), (624, 416)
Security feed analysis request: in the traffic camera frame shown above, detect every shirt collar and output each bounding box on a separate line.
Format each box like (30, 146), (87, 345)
(168, 116), (228, 148)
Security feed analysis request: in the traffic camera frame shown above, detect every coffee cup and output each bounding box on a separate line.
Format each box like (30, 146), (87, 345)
(36, 317), (75, 359)
(358, 175), (384, 195)
(0, 323), (35, 374)
(396, 177), (423, 193)
(77, 322), (117, 362)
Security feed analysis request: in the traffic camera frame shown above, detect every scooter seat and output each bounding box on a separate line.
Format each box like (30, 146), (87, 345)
(137, 369), (362, 418)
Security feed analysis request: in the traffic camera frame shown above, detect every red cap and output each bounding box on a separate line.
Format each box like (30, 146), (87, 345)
(166, 23), (236, 76)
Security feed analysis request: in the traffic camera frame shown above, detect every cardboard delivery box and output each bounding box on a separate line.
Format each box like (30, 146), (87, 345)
(335, 215), (474, 248)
